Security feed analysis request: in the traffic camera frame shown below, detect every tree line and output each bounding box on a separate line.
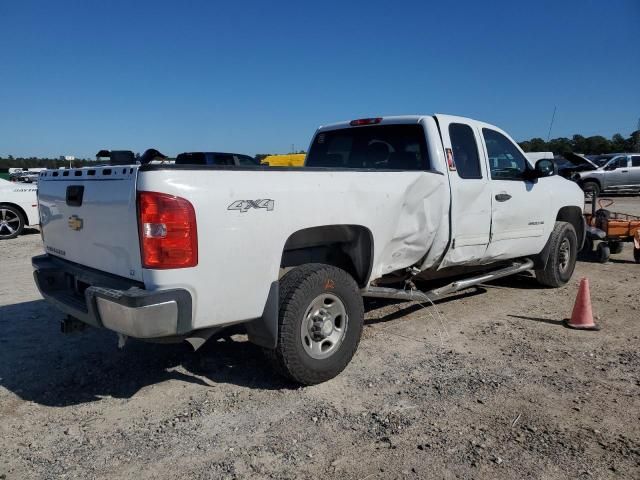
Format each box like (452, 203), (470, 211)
(519, 131), (640, 155)
(1, 133), (639, 170)
(0, 156), (94, 170)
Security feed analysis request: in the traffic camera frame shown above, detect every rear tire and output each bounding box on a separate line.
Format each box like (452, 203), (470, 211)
(264, 263), (364, 385)
(597, 242), (610, 263)
(535, 221), (577, 288)
(0, 204), (25, 240)
(634, 247), (640, 264)
(608, 241), (623, 255)
(582, 180), (600, 197)
(581, 235), (594, 254)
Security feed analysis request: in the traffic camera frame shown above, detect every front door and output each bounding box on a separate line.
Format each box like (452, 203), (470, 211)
(480, 127), (551, 260)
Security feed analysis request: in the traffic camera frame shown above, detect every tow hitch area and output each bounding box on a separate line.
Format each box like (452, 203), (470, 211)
(61, 315), (87, 334)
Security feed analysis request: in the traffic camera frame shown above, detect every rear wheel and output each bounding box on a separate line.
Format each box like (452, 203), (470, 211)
(535, 221), (577, 288)
(0, 205), (25, 240)
(581, 235), (594, 254)
(264, 263), (364, 385)
(609, 241), (623, 255)
(582, 180), (600, 197)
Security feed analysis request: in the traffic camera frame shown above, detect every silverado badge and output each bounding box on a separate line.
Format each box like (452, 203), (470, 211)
(68, 215), (84, 231)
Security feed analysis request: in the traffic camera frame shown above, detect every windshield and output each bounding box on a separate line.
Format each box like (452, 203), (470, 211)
(306, 124), (429, 170)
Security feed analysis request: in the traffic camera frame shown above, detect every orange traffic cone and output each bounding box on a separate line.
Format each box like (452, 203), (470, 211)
(564, 278), (600, 331)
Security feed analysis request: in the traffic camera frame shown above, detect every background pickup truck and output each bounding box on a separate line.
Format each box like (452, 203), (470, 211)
(561, 152), (640, 196)
(33, 114), (585, 385)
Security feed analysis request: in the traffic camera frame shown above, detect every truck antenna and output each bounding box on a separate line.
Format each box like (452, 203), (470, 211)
(546, 106), (557, 142)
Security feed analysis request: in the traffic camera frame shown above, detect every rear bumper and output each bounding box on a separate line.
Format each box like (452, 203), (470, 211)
(32, 254), (193, 338)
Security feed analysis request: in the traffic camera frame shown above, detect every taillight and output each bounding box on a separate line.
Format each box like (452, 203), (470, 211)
(137, 191), (198, 269)
(349, 117), (382, 126)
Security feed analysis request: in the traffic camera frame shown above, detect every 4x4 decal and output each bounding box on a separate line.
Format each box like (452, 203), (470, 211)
(228, 199), (275, 213)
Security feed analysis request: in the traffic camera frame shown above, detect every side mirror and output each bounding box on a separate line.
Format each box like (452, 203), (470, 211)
(534, 158), (556, 178)
(604, 164), (616, 171)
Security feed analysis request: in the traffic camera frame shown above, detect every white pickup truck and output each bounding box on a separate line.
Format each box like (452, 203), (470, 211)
(33, 114), (585, 384)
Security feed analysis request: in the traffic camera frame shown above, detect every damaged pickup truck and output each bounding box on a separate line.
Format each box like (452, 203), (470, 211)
(33, 115), (585, 385)
(560, 152), (640, 196)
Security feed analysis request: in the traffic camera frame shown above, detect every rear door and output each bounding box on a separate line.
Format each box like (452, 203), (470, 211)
(38, 166), (143, 281)
(605, 156), (631, 189)
(435, 115), (492, 266)
(630, 156), (640, 186)
(480, 127), (551, 259)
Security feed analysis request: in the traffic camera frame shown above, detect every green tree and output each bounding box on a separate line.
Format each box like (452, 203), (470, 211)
(584, 135), (610, 154)
(629, 131), (640, 153)
(528, 137), (547, 151)
(571, 135), (587, 153)
(547, 137), (572, 155)
(611, 133), (626, 152)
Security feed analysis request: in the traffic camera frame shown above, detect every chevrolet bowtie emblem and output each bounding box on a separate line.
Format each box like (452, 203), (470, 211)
(68, 215), (83, 231)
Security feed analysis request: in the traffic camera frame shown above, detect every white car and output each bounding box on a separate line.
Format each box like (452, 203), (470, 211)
(33, 114), (585, 384)
(0, 178), (39, 240)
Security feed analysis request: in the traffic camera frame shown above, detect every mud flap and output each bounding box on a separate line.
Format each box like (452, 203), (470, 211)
(245, 282), (279, 349)
(532, 233), (554, 270)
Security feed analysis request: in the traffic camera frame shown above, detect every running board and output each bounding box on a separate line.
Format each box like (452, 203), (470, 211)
(362, 259), (534, 302)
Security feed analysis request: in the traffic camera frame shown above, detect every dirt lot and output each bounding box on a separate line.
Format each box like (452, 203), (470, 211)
(1, 197), (639, 480)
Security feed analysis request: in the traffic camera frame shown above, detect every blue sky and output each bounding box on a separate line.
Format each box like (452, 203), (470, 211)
(1, 0), (638, 158)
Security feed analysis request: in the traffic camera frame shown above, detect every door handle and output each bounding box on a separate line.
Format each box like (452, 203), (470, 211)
(495, 193), (512, 202)
(621, 170), (629, 173)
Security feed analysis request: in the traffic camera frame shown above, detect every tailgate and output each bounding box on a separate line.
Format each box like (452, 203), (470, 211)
(38, 166), (143, 282)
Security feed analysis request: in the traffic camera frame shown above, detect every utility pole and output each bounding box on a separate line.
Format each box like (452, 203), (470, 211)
(546, 106), (557, 142)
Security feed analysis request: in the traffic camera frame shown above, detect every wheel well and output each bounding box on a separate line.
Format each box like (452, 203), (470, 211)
(581, 178), (600, 188)
(281, 225), (373, 287)
(0, 202), (29, 225)
(556, 206), (585, 247)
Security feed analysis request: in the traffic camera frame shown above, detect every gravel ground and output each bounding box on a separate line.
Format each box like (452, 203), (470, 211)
(1, 196), (639, 480)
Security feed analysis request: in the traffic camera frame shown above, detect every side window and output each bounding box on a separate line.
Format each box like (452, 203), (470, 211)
(235, 155), (258, 166)
(615, 157), (629, 168)
(449, 123), (482, 179)
(213, 154), (235, 166)
(632, 156), (640, 167)
(482, 128), (529, 180)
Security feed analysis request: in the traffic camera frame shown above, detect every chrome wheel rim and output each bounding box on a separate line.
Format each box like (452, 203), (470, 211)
(0, 208), (21, 238)
(558, 238), (571, 273)
(300, 293), (348, 360)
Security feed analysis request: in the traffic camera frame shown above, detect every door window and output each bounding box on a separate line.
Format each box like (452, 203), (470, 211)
(449, 123), (482, 179)
(632, 156), (640, 167)
(608, 156), (628, 168)
(482, 129), (529, 180)
(213, 154), (235, 166)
